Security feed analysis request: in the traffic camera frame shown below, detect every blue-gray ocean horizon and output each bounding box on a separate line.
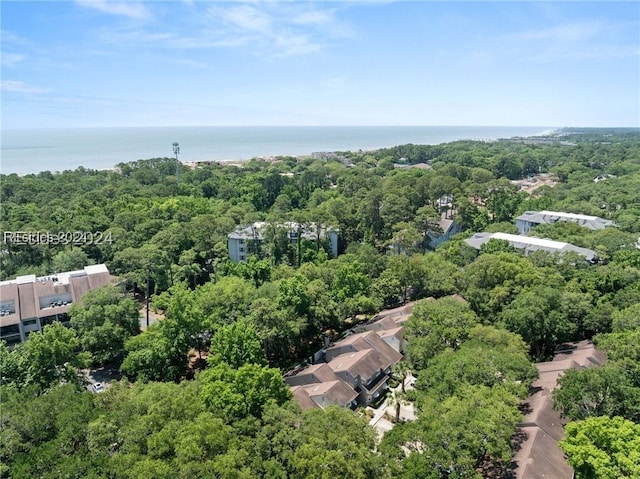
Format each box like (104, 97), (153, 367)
(1, 126), (554, 175)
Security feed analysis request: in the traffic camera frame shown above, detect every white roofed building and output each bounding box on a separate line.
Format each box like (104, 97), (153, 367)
(464, 232), (598, 262)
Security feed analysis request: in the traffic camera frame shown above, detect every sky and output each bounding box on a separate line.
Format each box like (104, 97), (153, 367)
(1, 1), (639, 128)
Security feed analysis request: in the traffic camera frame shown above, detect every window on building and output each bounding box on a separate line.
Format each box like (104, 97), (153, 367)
(0, 300), (16, 316)
(3, 336), (21, 347)
(0, 324), (20, 336)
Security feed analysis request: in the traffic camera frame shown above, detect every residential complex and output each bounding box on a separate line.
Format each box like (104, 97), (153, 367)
(228, 221), (339, 262)
(515, 210), (615, 234)
(0, 264), (116, 346)
(285, 302), (414, 410)
(464, 232), (598, 262)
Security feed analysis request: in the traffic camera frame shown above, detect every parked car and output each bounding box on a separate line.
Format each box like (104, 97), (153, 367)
(92, 382), (105, 393)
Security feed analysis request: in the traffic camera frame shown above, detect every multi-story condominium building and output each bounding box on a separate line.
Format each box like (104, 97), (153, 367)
(515, 210), (615, 234)
(0, 264), (116, 346)
(228, 221), (339, 262)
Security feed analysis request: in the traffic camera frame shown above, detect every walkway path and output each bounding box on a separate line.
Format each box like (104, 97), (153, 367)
(368, 373), (417, 440)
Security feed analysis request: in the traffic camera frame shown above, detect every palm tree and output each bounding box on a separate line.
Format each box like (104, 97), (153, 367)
(393, 360), (411, 393)
(389, 388), (407, 424)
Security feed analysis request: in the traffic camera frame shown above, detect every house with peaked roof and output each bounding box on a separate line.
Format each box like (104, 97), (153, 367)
(285, 364), (360, 410)
(292, 380), (359, 410)
(375, 327), (405, 353)
(356, 302), (416, 332)
(324, 330), (403, 365)
(285, 363), (342, 387)
(290, 386), (319, 411)
(286, 300), (418, 410)
(328, 349), (395, 405)
(428, 211), (463, 248)
(514, 341), (606, 479)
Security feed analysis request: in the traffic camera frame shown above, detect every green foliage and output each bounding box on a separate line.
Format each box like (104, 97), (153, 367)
(382, 385), (521, 478)
(405, 296), (479, 370)
(196, 276), (255, 329)
(594, 328), (640, 362)
(499, 285), (577, 359)
(70, 285), (140, 365)
(560, 416), (640, 479)
(415, 332), (537, 401)
(209, 321), (266, 368)
(553, 363), (640, 422)
(291, 407), (382, 479)
(611, 304), (640, 332)
(2, 130), (640, 477)
(51, 248), (92, 273)
(1, 322), (90, 392)
(479, 238), (516, 255)
(120, 318), (190, 382)
(200, 363), (291, 421)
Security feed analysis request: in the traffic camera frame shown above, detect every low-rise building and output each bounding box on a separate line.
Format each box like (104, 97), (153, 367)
(375, 327), (405, 353)
(328, 349), (394, 406)
(515, 210), (615, 234)
(0, 264), (116, 346)
(286, 303), (412, 410)
(291, 380), (359, 410)
(285, 363), (342, 387)
(428, 212), (462, 249)
(464, 232), (598, 262)
(324, 331), (402, 365)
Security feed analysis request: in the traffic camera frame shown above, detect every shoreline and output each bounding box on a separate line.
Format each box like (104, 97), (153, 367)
(1, 126), (560, 176)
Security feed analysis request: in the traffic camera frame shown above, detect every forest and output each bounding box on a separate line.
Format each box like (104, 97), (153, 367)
(1, 127), (639, 478)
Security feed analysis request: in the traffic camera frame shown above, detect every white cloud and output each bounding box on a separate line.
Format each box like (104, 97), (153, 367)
(96, 27), (175, 45)
(291, 9), (334, 27)
(1, 52), (25, 67)
(1, 80), (49, 94)
(218, 4), (272, 33)
(512, 21), (604, 43)
(500, 19), (640, 63)
(202, 2), (350, 57)
(75, 0), (151, 20)
(80, 2), (353, 59)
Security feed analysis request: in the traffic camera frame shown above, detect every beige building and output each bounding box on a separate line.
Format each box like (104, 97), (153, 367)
(0, 264), (116, 346)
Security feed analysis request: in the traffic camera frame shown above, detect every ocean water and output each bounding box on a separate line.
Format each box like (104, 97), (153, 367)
(0, 126), (553, 175)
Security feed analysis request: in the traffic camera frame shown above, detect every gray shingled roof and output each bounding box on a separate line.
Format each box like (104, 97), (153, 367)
(516, 210), (615, 230)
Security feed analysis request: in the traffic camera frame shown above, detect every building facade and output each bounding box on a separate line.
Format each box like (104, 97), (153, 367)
(515, 210), (615, 234)
(0, 264), (116, 346)
(228, 221), (339, 262)
(464, 232), (598, 262)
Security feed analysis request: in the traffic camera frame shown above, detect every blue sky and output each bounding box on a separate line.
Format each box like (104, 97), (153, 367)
(2, 1), (639, 128)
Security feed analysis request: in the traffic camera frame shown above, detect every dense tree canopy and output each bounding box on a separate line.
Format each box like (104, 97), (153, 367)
(2, 128), (640, 477)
